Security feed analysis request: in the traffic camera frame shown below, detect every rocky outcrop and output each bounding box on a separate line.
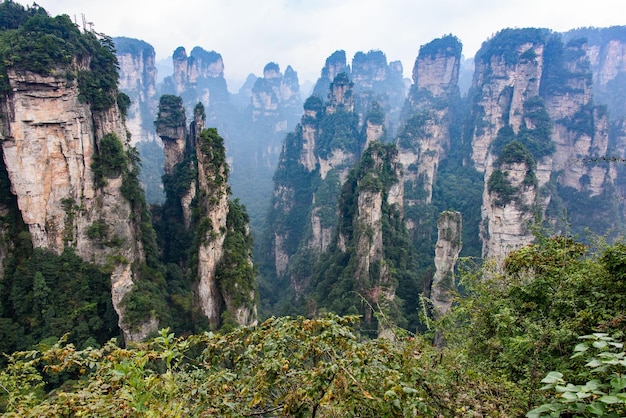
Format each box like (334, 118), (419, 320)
(268, 73), (364, 293)
(156, 97), (257, 329)
(468, 29), (619, 261)
(561, 28), (626, 221)
(161, 47), (230, 120)
(312, 50), (407, 137)
(312, 50), (349, 98)
(0, 68), (155, 342)
(432, 211), (462, 316)
(114, 37), (159, 145)
(470, 30), (546, 173)
(351, 51), (406, 133)
(155, 95), (188, 175)
(251, 62), (301, 131)
(398, 35), (462, 212)
(563, 26), (626, 120)
(326, 72), (355, 113)
(195, 128), (229, 326)
(352, 144), (403, 338)
(195, 126), (257, 328)
(481, 154), (537, 261)
(295, 141), (409, 337)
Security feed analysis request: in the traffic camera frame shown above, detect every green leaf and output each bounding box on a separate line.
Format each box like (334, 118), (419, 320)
(555, 383), (579, 393)
(611, 376), (626, 391)
(587, 401), (606, 415)
(598, 395), (622, 404)
(561, 391), (578, 401)
(593, 340), (608, 349)
(586, 359), (603, 368)
(541, 371), (564, 384)
(402, 386), (418, 394)
(574, 343), (589, 352)
(526, 403), (556, 418)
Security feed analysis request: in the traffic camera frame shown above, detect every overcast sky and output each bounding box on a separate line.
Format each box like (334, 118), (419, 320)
(19, 0), (626, 90)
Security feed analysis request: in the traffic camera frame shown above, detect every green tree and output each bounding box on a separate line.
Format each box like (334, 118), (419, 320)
(440, 236), (626, 411)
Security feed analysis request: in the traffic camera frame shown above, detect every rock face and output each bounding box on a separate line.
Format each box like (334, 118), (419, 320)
(263, 25), (626, 333)
(466, 28), (620, 262)
(251, 62), (301, 130)
(114, 37), (159, 145)
(0, 68), (155, 342)
(161, 46), (230, 123)
(247, 62), (303, 176)
(398, 35), (462, 208)
(431, 211), (462, 316)
(349, 144), (404, 338)
(156, 98), (257, 329)
(312, 50), (407, 137)
(562, 28), (626, 216)
(155, 95), (188, 175)
(482, 155), (538, 262)
(195, 131), (230, 326)
(564, 27), (626, 120)
(268, 74), (365, 293)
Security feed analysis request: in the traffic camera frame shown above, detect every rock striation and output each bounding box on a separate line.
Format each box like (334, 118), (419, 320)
(251, 62), (301, 131)
(268, 73), (365, 292)
(161, 46), (230, 124)
(398, 35), (462, 208)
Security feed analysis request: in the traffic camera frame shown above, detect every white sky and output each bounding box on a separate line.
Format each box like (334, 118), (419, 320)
(18, 0), (626, 90)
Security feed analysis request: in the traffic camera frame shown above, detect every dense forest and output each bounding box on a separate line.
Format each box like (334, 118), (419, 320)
(1, 0), (626, 416)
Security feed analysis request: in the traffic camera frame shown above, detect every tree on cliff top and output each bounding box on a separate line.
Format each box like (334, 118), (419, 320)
(0, 0), (120, 111)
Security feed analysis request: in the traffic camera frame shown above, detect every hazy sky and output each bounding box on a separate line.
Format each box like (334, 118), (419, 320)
(19, 0), (626, 89)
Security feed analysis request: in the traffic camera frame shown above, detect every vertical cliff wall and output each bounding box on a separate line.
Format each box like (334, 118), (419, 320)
(306, 141), (422, 336)
(161, 46), (230, 126)
(251, 62), (302, 131)
(156, 97), (257, 329)
(465, 28), (620, 262)
(312, 50), (407, 138)
(267, 73), (364, 295)
(398, 35), (462, 207)
(114, 37), (159, 145)
(0, 28), (157, 341)
(431, 211), (462, 316)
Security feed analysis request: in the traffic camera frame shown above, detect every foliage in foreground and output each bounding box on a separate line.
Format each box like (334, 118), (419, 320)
(528, 333), (626, 417)
(0, 315), (525, 417)
(3, 234), (626, 416)
(438, 235), (626, 413)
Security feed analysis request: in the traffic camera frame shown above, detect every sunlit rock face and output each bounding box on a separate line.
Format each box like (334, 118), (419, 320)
(481, 156), (538, 262)
(0, 69), (155, 341)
